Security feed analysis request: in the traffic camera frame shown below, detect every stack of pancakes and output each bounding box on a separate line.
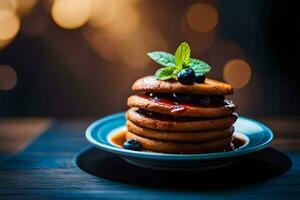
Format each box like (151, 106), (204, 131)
(125, 76), (238, 154)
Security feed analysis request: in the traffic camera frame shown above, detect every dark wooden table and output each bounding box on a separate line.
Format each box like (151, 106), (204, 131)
(0, 117), (299, 199)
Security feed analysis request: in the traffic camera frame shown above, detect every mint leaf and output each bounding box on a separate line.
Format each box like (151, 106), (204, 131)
(175, 42), (190, 67)
(155, 66), (177, 80)
(189, 58), (211, 75)
(148, 42), (212, 81)
(147, 52), (176, 67)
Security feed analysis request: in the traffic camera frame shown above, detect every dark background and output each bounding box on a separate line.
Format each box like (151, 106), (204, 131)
(0, 0), (299, 118)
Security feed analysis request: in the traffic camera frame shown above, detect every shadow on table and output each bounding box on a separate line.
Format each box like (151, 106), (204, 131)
(76, 147), (291, 190)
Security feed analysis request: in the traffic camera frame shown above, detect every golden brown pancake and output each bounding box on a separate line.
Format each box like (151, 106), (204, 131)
(127, 95), (236, 118)
(125, 74), (237, 154)
(126, 131), (233, 154)
(126, 120), (234, 142)
(132, 76), (233, 95)
(126, 107), (238, 131)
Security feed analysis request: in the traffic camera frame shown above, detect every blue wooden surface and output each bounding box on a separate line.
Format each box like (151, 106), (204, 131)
(0, 119), (299, 199)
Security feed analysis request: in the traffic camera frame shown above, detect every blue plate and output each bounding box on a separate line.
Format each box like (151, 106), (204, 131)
(86, 112), (273, 170)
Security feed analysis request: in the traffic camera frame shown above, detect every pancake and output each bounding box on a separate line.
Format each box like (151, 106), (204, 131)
(126, 120), (234, 142)
(126, 107), (238, 131)
(132, 76), (233, 95)
(127, 95), (236, 118)
(126, 131), (233, 153)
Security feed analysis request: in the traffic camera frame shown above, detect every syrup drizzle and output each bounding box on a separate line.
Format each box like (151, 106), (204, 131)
(138, 94), (189, 113)
(137, 94), (233, 113)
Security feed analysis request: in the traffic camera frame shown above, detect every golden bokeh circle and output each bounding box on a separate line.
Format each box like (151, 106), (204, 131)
(0, 38), (13, 49)
(0, 64), (17, 90)
(223, 59), (252, 89)
(0, 9), (20, 40)
(88, 0), (117, 28)
(186, 3), (218, 33)
(107, 5), (140, 38)
(51, 0), (91, 29)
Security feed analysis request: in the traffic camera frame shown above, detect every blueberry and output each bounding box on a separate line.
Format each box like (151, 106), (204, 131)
(172, 93), (193, 103)
(177, 68), (196, 85)
(194, 75), (206, 83)
(123, 139), (142, 151)
(198, 96), (211, 106)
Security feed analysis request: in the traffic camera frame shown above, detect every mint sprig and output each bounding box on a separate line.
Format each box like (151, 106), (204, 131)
(147, 52), (175, 67)
(189, 58), (211, 75)
(155, 66), (177, 80)
(147, 42), (211, 80)
(175, 42), (190, 67)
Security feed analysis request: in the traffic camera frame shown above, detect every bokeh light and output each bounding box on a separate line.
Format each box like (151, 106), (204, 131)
(120, 29), (169, 69)
(118, 43), (151, 69)
(142, 29), (169, 52)
(84, 29), (163, 69)
(88, 0), (117, 28)
(223, 59), (252, 89)
(51, 0), (91, 29)
(186, 3), (218, 33)
(0, 8), (20, 41)
(84, 0), (154, 69)
(181, 15), (216, 53)
(14, 0), (38, 16)
(0, 65), (17, 90)
(88, 0), (140, 36)
(202, 39), (245, 80)
(107, 3), (140, 38)
(0, 38), (13, 49)
(0, 0), (17, 12)
(84, 30), (120, 62)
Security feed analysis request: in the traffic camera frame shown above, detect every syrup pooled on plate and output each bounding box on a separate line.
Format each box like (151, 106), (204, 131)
(110, 130), (247, 152)
(110, 130), (127, 147)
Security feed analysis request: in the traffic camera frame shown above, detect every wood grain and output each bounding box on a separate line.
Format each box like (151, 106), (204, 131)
(0, 118), (52, 154)
(0, 117), (299, 199)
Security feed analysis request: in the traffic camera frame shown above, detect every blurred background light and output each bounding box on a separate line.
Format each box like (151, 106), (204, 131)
(84, 27), (169, 69)
(0, 0), (296, 117)
(186, 3), (218, 33)
(84, 0), (168, 70)
(202, 39), (245, 80)
(88, 0), (117, 28)
(0, 0), (17, 12)
(181, 15), (216, 54)
(223, 59), (252, 89)
(51, 0), (91, 29)
(0, 8), (20, 41)
(0, 38), (13, 49)
(105, 2), (140, 39)
(142, 29), (169, 53)
(0, 65), (17, 90)
(14, 0), (38, 16)
(83, 30), (120, 62)
(117, 28), (169, 69)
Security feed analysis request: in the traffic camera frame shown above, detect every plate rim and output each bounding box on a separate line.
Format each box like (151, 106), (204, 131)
(86, 112), (273, 160)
